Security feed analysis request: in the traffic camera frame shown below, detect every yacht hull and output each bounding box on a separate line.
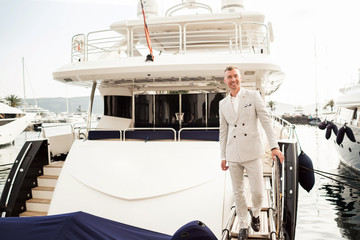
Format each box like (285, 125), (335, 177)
(331, 123), (360, 172)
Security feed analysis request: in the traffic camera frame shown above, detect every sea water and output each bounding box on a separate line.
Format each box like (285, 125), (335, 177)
(0, 125), (359, 239)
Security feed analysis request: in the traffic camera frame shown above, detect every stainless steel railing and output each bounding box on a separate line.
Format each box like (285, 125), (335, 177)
(71, 21), (270, 63)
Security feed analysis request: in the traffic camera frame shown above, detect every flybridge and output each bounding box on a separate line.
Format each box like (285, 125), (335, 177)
(71, 13), (272, 63)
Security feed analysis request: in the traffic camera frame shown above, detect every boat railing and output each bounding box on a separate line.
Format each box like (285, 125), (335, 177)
(71, 21), (270, 62)
(183, 21), (238, 53)
(131, 24), (182, 57)
(271, 115), (296, 140)
(0, 140), (49, 217)
(73, 126), (220, 142)
(240, 22), (270, 55)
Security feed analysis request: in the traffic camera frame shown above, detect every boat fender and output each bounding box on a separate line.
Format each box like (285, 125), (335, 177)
(331, 123), (338, 136)
(298, 151), (315, 192)
(345, 125), (356, 142)
(336, 126), (345, 145)
(318, 120), (327, 130)
(325, 123), (332, 139)
(171, 221), (217, 240)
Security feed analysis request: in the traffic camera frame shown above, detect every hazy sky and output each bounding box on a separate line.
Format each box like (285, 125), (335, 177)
(1, 0), (360, 106)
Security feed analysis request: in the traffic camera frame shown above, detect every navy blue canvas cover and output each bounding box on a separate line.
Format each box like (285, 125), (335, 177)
(0, 211), (171, 240)
(171, 220), (217, 240)
(298, 151), (315, 192)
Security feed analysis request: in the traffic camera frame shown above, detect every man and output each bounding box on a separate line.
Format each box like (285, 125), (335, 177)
(219, 66), (284, 240)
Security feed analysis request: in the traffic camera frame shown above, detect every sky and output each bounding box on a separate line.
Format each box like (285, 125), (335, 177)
(1, 0), (360, 107)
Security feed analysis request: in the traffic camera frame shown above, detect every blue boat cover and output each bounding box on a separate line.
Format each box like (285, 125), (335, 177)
(0, 211), (218, 240)
(0, 211), (171, 240)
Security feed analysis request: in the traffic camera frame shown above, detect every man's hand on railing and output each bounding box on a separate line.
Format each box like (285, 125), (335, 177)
(271, 148), (284, 164)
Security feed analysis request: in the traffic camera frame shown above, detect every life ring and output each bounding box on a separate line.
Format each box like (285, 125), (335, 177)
(73, 39), (84, 53)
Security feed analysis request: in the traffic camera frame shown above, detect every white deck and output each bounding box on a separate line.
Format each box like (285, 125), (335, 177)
(48, 140), (233, 238)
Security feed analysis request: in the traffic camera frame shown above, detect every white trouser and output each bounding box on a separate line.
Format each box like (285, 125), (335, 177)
(228, 158), (264, 229)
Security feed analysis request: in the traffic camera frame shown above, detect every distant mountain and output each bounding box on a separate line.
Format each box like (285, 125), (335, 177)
(23, 95), (104, 114)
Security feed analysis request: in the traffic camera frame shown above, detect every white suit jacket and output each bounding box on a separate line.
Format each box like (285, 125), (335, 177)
(219, 88), (279, 162)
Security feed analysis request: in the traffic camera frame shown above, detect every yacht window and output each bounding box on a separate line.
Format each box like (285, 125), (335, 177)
(135, 95), (154, 127)
(182, 94), (206, 127)
(207, 93), (226, 127)
(155, 94), (179, 129)
(104, 96), (132, 118)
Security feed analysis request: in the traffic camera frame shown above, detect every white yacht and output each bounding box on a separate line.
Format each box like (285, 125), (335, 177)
(0, 102), (35, 145)
(0, 1), (300, 239)
(329, 70), (360, 172)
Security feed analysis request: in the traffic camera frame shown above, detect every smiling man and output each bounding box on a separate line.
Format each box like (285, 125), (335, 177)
(219, 66), (284, 240)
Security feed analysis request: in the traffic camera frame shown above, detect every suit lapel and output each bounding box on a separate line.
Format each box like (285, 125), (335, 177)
(235, 88), (248, 122)
(223, 95), (237, 124)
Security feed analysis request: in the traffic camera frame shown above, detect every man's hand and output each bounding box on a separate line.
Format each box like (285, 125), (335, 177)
(271, 148), (284, 164)
(221, 160), (229, 171)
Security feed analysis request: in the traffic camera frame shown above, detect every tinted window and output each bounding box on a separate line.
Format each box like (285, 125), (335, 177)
(182, 94), (206, 127)
(155, 95), (179, 129)
(135, 95), (154, 127)
(104, 96), (132, 118)
(207, 93), (225, 127)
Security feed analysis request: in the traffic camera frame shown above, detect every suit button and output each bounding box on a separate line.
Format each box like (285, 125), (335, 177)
(244, 134), (247, 136)
(235, 125), (237, 127)
(234, 136), (236, 138)
(242, 123), (245, 126)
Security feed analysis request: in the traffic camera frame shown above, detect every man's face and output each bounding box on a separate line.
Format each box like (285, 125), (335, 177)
(224, 68), (241, 91)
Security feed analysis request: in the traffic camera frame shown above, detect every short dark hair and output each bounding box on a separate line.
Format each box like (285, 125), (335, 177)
(224, 66), (239, 73)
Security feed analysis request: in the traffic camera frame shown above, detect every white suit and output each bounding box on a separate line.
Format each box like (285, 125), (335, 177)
(219, 88), (279, 228)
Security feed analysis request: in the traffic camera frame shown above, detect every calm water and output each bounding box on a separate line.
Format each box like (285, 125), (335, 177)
(0, 126), (359, 239)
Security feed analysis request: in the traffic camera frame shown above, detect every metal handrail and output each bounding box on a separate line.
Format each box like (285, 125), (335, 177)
(131, 24), (182, 56)
(239, 22), (269, 55)
(70, 20), (270, 62)
(165, 2), (213, 16)
(1, 142), (32, 217)
(272, 115), (296, 139)
(123, 127), (177, 141)
(221, 206), (236, 240)
(178, 127), (219, 141)
(184, 21), (238, 54)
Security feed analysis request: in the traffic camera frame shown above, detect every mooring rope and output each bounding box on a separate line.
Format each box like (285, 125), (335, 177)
(300, 166), (360, 191)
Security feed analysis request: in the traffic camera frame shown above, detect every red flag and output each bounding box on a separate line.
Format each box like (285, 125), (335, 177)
(140, 0), (154, 61)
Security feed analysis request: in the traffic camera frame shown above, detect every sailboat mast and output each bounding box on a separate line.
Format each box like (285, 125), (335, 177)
(22, 57), (26, 107)
(314, 38), (318, 118)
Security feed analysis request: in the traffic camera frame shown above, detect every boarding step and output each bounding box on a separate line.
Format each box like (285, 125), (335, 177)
(37, 175), (58, 187)
(25, 198), (51, 212)
(20, 211), (47, 217)
(230, 211), (270, 239)
(229, 176), (272, 239)
(43, 161), (64, 176)
(32, 186), (54, 200)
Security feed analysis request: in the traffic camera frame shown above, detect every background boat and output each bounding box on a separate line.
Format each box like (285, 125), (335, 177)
(0, 102), (35, 146)
(328, 68), (360, 172)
